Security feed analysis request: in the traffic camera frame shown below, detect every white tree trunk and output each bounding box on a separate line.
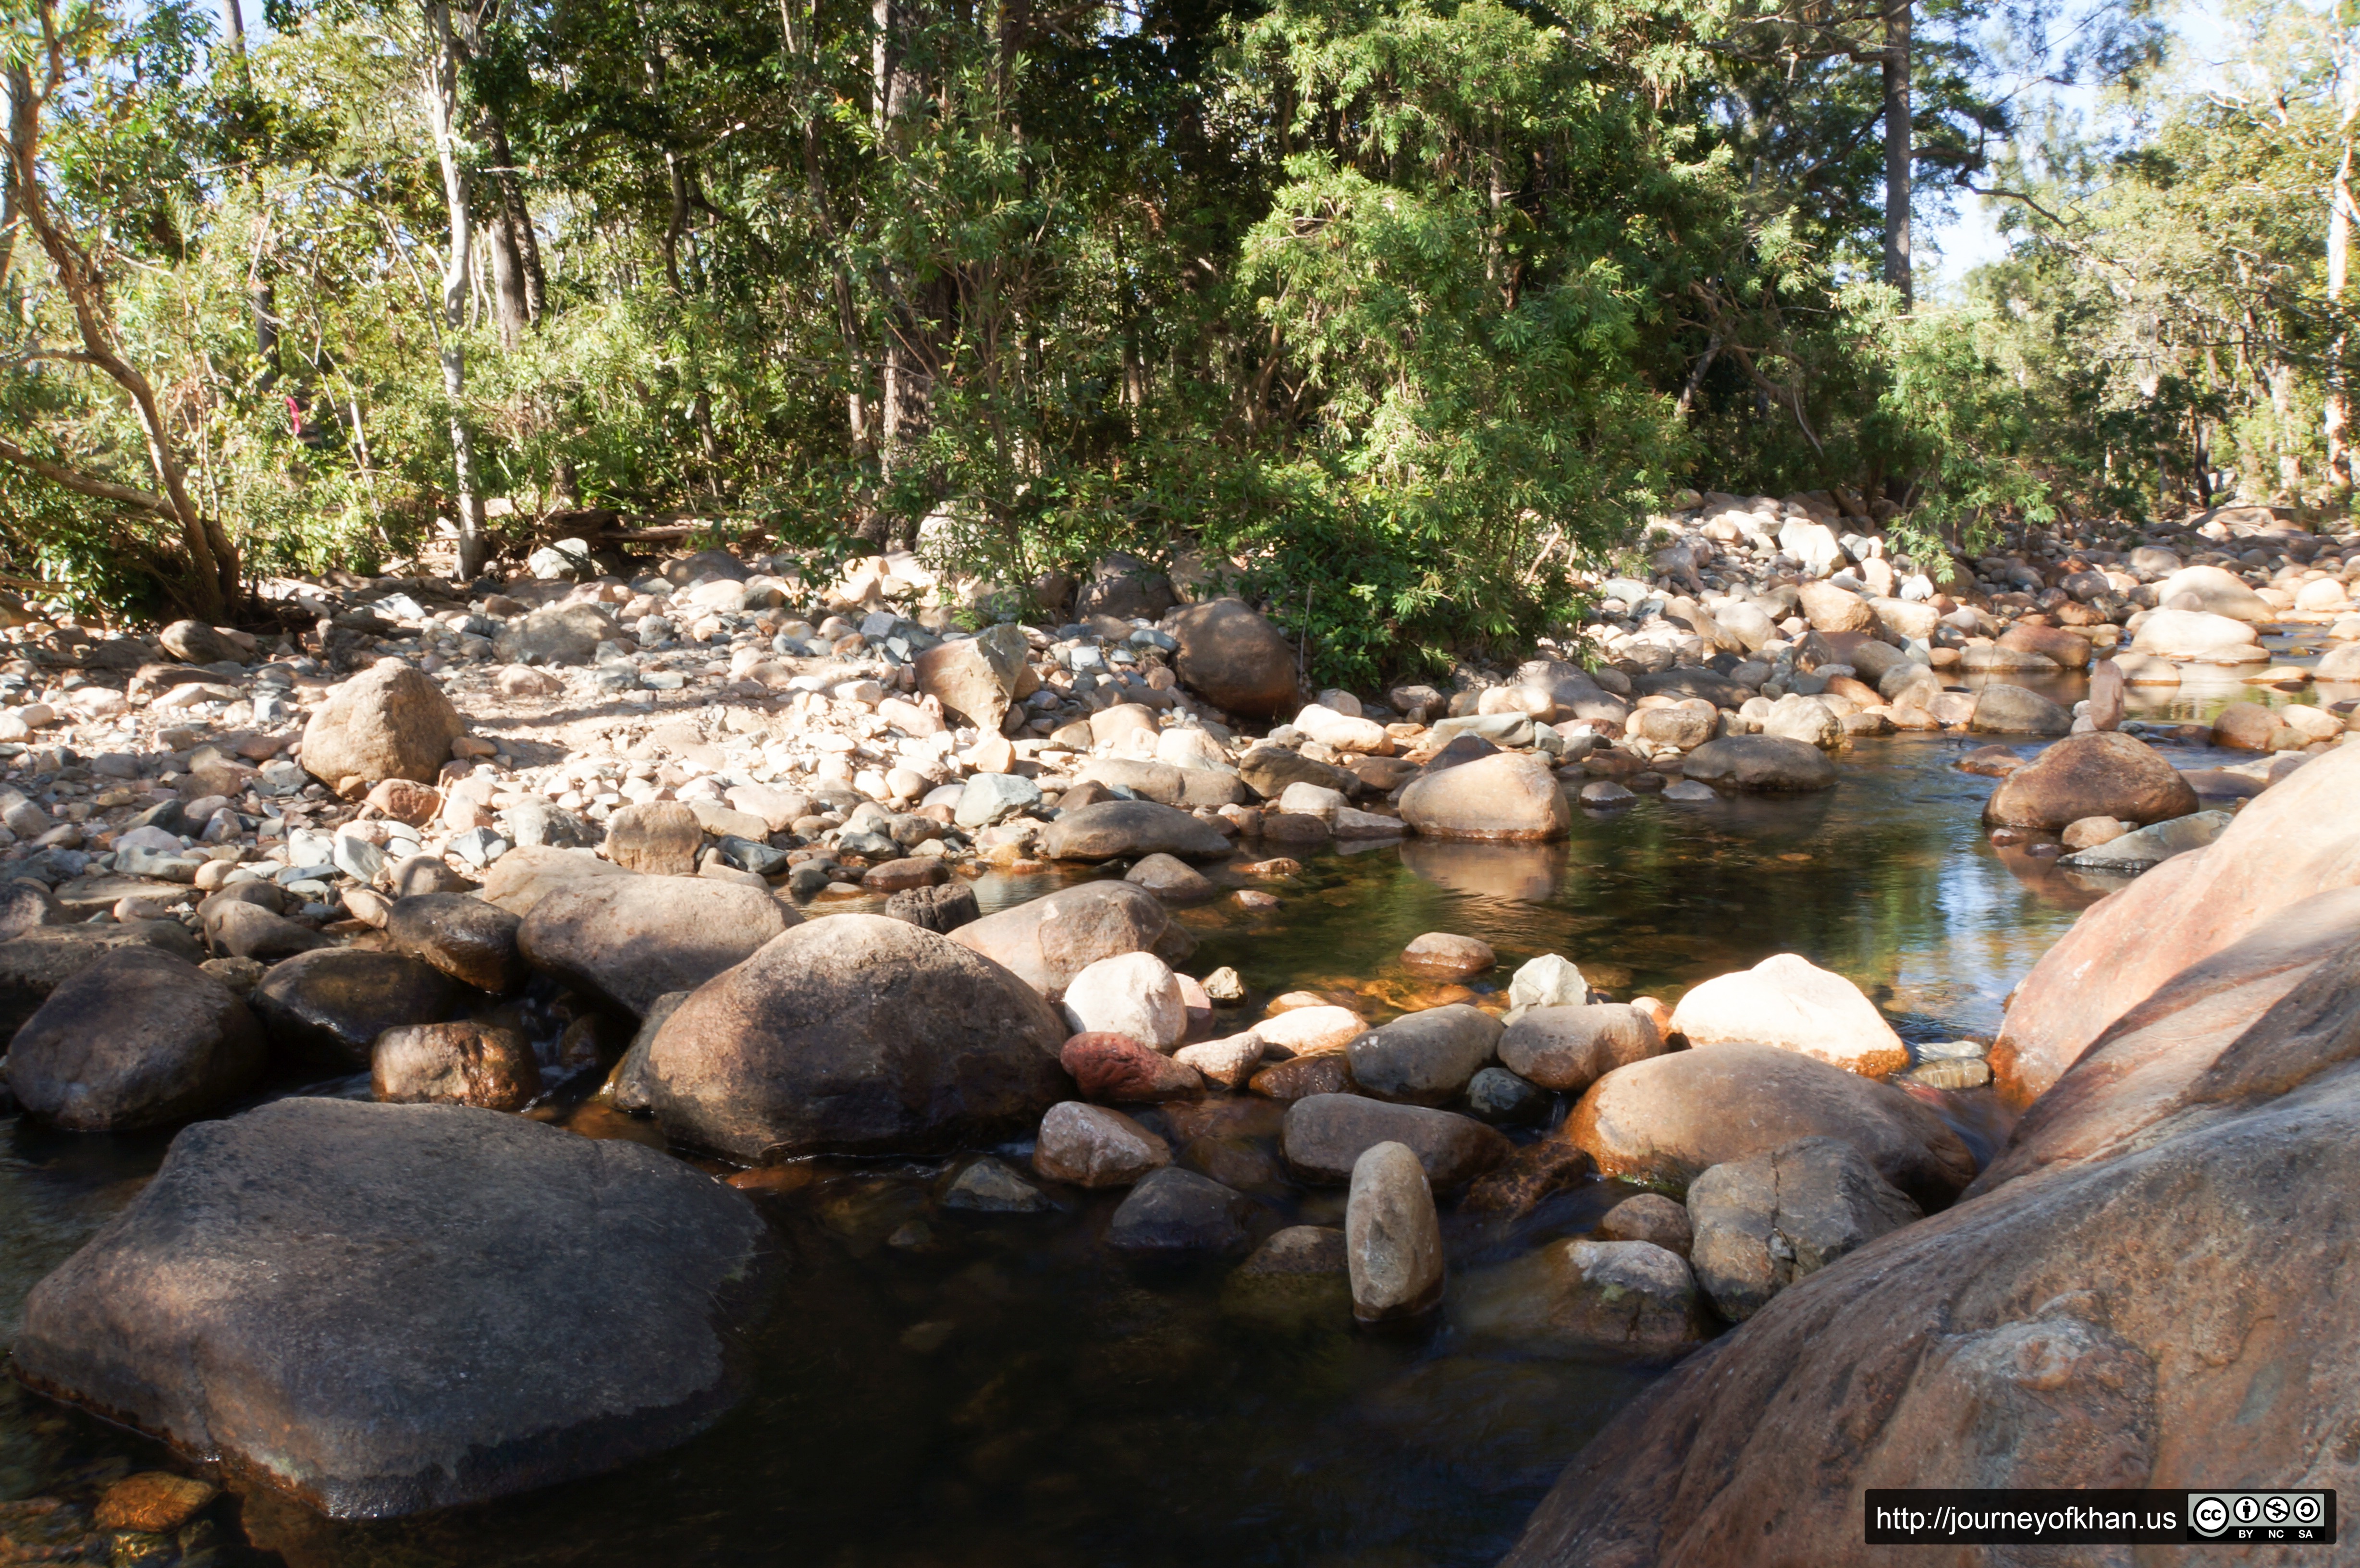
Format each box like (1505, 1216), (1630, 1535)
(427, 0), (488, 578)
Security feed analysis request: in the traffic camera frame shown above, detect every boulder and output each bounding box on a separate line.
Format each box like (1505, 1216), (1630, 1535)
(476, 845), (628, 916)
(1761, 693), (1842, 749)
(1223, 1225), (1352, 1328)
(1038, 800), (1232, 862)
(1996, 623), (2092, 670)
(1061, 1030), (1203, 1100)
(949, 880), (1173, 999)
(0, 878), (61, 942)
(1125, 852), (1217, 901)
(1980, 731), (2201, 830)
(204, 898), (330, 963)
(1347, 1141), (1444, 1322)
(2155, 562), (2272, 621)
(1669, 953), (1908, 1077)
(1106, 1167), (1252, 1255)
(1060, 951), (1185, 1049)
(1032, 1101), (1170, 1186)
(2057, 809), (2230, 872)
(1597, 1192), (1692, 1256)
(1499, 1003), (1666, 1094)
(1075, 553), (1176, 622)
(1171, 598), (1298, 716)
(1991, 741), (2360, 1102)
(1402, 932), (1496, 978)
(1564, 1042), (1975, 1208)
(1795, 581), (1873, 634)
(519, 877), (793, 1018)
(601, 801), (704, 876)
(1344, 1004), (1503, 1104)
(4, 948), (264, 1131)
(371, 1021), (541, 1111)
(1254, 1004), (1368, 1056)
(0, 921), (204, 1039)
(250, 949), (458, 1068)
(1497, 927), (2360, 1568)
(1686, 1136), (1921, 1322)
(1968, 684), (2073, 736)
(298, 663), (466, 787)
(1398, 752), (1572, 842)
(1451, 1239), (1709, 1359)
(1677, 736), (1835, 792)
(2129, 608), (2262, 658)
(14, 1098), (772, 1518)
(382, 894), (524, 993)
(642, 914), (1069, 1160)
(912, 624), (1038, 731)
(158, 620), (245, 665)
(492, 602), (616, 665)
(1280, 1093), (1511, 1188)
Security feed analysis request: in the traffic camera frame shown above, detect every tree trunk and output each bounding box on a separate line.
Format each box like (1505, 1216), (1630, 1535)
(487, 118), (545, 324)
(1881, 0), (1913, 309)
(2329, 132), (2355, 488)
(426, 0), (490, 579)
(870, 0), (934, 550)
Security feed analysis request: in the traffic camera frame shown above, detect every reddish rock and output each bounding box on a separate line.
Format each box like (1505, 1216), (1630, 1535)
(1060, 1031), (1204, 1102)
(1248, 1054), (1352, 1101)
(364, 778), (443, 827)
(862, 858), (947, 893)
(95, 1473), (218, 1533)
(1996, 622), (2093, 669)
(1981, 731), (2200, 830)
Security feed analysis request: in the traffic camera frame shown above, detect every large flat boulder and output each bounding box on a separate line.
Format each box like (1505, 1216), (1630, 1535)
(1980, 731), (2201, 830)
(1280, 1093), (1511, 1189)
(1563, 1042), (1975, 1209)
(1677, 735), (1835, 792)
(14, 1099), (772, 1519)
(1399, 752), (1571, 841)
(1991, 741), (2360, 1102)
(1037, 800), (1232, 862)
(5, 948), (264, 1130)
(642, 914), (1069, 1160)
(518, 877), (794, 1017)
(949, 880), (1174, 998)
(1499, 903), (2360, 1568)
(2155, 562), (2271, 621)
(2129, 607), (2263, 658)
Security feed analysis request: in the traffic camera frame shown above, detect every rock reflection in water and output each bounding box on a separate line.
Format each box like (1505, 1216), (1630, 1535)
(1398, 840), (1564, 903)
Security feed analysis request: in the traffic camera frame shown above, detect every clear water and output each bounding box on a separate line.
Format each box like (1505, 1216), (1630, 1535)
(0, 686), (2343, 1567)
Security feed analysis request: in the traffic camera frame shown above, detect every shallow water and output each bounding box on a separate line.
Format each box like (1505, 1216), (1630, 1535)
(0, 719), (2327, 1567)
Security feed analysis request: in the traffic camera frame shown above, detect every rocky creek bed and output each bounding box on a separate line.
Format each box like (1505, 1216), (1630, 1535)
(0, 722), (2317, 1568)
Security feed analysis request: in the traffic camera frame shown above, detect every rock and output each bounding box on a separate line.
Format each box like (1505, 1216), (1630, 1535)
(2320, 642), (2360, 680)
(2061, 815), (2131, 851)
(1960, 643), (2059, 675)
(382, 894), (524, 993)
(1678, 735), (1836, 792)
(492, 602), (616, 665)
(1991, 743), (2360, 1102)
(1167, 598), (1296, 715)
(1061, 951), (1186, 1048)
(298, 663), (466, 787)
(1174, 1031), (1265, 1089)
(1506, 954), (1589, 1017)
(1465, 1065), (1549, 1122)
(371, 1021), (541, 1111)
(94, 1472), (218, 1533)
(1580, 780), (1635, 807)
(1997, 623), (2092, 670)
(251, 949), (458, 1068)
(1223, 1225), (1352, 1327)
(1281, 1093), (1511, 1188)
(204, 897), (331, 962)
(1124, 852), (1216, 901)
(1346, 1004), (1503, 1103)
(1399, 752), (1572, 841)
(1402, 932), (1495, 977)
(0, 878), (61, 941)
(2057, 809), (2230, 872)
(1565, 1042), (1975, 1207)
(1495, 938), (2360, 1567)
(1669, 953), (1907, 1076)
(2210, 700), (2284, 750)
(0, 922), (205, 1039)
(1106, 1166), (1250, 1254)
(517, 877), (793, 1019)
(1253, 1004), (1367, 1056)
(391, 853), (479, 898)
(1980, 731), (2202, 830)
(1032, 1101), (1170, 1186)
(1500, 1003), (1666, 1093)
(14, 1098), (772, 1518)
(1660, 779), (1719, 803)
(883, 880), (981, 933)
(910, 624), (1038, 731)
(1969, 684), (2073, 736)
(1060, 1031), (1203, 1101)
(2155, 562), (2272, 621)
(1795, 581), (1873, 634)
(955, 772), (1042, 829)
(602, 801), (704, 876)
(940, 1156), (1054, 1213)
(1686, 1136), (1921, 1321)
(4, 948), (264, 1131)
(948, 880), (1174, 998)
(1598, 1192), (1692, 1256)
(475, 844), (627, 915)
(1452, 1239), (1708, 1358)
(158, 620), (244, 665)
(642, 914), (1068, 1159)
(1762, 693), (1843, 748)
(1075, 553), (1176, 621)
(1039, 799), (1231, 862)
(1347, 1141), (1444, 1321)
(2129, 607), (2263, 658)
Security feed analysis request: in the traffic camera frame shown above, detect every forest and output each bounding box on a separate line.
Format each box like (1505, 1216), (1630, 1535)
(0, 0), (2350, 679)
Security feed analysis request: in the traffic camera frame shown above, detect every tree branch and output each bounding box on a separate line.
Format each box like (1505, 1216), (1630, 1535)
(0, 435), (177, 516)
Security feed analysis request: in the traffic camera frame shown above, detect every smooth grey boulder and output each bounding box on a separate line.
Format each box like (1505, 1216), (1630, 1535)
(643, 914), (1069, 1160)
(1280, 1093), (1511, 1189)
(384, 894), (526, 993)
(1969, 684), (2074, 736)
(0, 879), (63, 942)
(2058, 810), (2233, 873)
(949, 880), (1176, 999)
(202, 897), (330, 963)
(4, 947), (264, 1130)
(0, 921), (205, 1039)
(1347, 1140), (1444, 1321)
(1345, 1004), (1503, 1104)
(1038, 800), (1232, 862)
(518, 876), (793, 1017)
(1686, 1135), (1922, 1322)
(13, 1098), (774, 1518)
(1677, 735), (1836, 792)
(1106, 1167), (1252, 1255)
(250, 949), (458, 1068)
